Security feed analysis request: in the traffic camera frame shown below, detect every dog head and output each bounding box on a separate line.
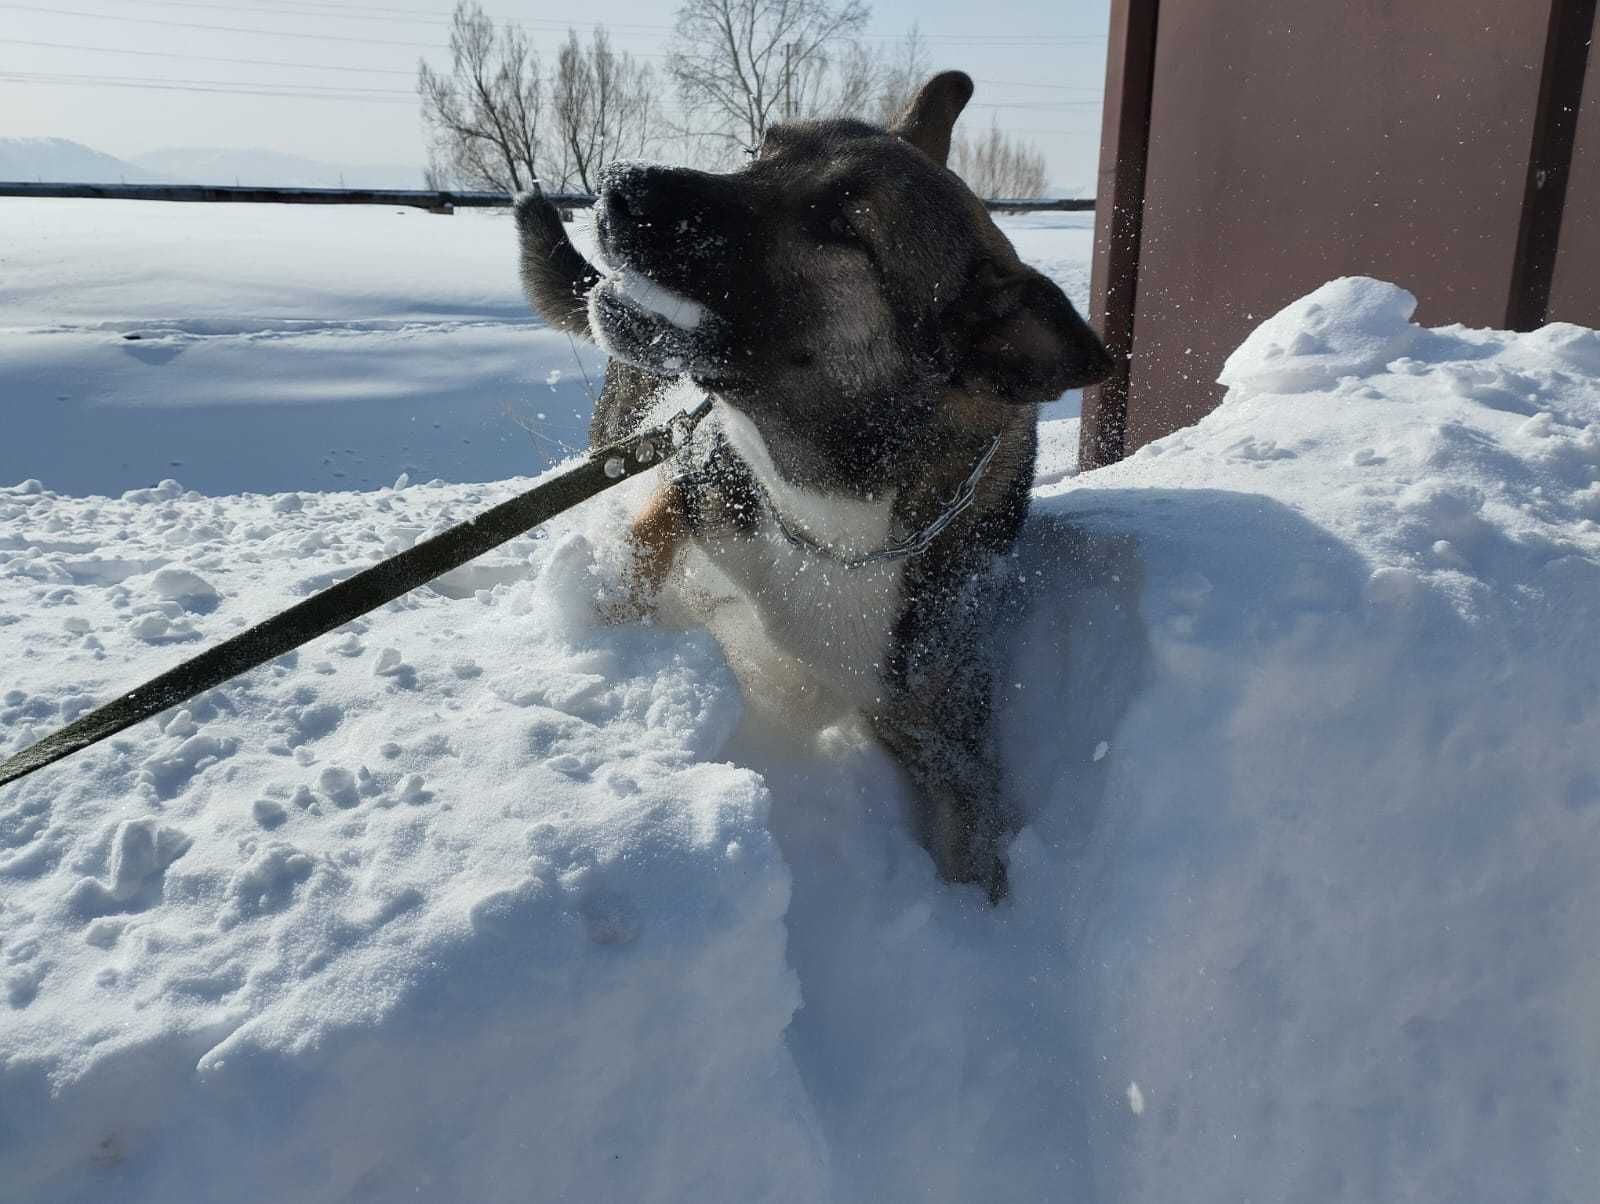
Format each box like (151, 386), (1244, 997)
(588, 71), (1111, 484)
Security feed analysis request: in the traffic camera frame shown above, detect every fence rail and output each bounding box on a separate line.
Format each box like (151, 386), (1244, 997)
(0, 181), (1093, 214)
(0, 182), (582, 212)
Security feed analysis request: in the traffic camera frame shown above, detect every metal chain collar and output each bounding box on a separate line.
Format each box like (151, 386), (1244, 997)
(761, 433), (1003, 568)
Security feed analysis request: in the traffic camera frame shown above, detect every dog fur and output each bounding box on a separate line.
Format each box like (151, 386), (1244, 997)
(514, 72), (1111, 900)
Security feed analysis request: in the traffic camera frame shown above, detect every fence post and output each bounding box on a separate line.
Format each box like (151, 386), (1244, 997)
(1506, 0), (1597, 331)
(1080, 0), (1161, 472)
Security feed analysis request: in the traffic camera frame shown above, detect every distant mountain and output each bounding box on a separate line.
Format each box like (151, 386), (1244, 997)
(130, 147), (423, 190)
(0, 137), (423, 189)
(0, 137), (164, 185)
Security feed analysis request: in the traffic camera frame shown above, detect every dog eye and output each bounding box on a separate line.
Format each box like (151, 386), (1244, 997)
(826, 214), (857, 242)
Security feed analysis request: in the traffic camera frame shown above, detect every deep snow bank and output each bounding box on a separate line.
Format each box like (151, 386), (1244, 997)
(1028, 280), (1600, 1201)
(2, 278), (1599, 1201)
(0, 480), (822, 1200)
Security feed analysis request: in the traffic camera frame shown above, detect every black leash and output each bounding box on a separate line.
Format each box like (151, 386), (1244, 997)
(0, 400), (712, 791)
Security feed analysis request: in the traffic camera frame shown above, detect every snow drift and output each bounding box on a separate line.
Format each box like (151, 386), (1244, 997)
(3, 259), (1599, 1201)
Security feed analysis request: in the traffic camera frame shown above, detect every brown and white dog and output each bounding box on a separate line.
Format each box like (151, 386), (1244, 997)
(514, 72), (1111, 900)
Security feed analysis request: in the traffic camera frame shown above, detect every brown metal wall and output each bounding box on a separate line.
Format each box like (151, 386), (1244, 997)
(1081, 0), (1160, 469)
(1549, 62), (1600, 326)
(1103, 0), (1555, 453)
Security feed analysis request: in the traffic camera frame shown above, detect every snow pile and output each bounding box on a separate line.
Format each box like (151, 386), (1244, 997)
(3, 235), (1599, 1201)
(0, 479), (820, 1201)
(1034, 279), (1600, 1200)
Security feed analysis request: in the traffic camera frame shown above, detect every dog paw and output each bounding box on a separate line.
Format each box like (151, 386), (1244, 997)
(981, 855), (1010, 905)
(956, 848), (1009, 905)
(594, 577), (661, 627)
(934, 840), (1010, 905)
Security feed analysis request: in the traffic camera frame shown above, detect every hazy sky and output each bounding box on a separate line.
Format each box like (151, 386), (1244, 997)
(0, 0), (1111, 190)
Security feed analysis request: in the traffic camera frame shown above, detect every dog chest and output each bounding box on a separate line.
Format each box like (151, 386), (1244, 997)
(700, 404), (907, 706)
(699, 532), (904, 707)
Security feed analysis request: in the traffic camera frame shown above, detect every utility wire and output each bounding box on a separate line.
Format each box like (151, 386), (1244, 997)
(102, 0), (683, 35)
(0, 70), (1096, 128)
(0, 1), (1105, 48)
(0, 36), (421, 74)
(0, 68), (414, 95)
(0, 3), (447, 47)
(0, 37), (1104, 95)
(107, 0), (1109, 41)
(0, 71), (420, 102)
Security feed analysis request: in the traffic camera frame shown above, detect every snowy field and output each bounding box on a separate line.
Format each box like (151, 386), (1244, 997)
(0, 199), (606, 495)
(2, 198), (1599, 1202)
(0, 199), (1091, 495)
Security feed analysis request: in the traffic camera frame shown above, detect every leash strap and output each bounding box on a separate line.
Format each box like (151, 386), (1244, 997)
(0, 400), (712, 791)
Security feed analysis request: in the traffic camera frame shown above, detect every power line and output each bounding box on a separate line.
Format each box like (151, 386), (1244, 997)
(0, 72), (1092, 135)
(0, 71), (419, 102)
(0, 37), (1105, 98)
(0, 68), (412, 96)
(0, 36), (420, 75)
(0, 4), (446, 48)
(0, 1), (1105, 48)
(975, 79), (1103, 92)
(120, 0), (1108, 41)
(103, 0), (678, 36)
(0, 4), (671, 57)
(0, 69), (1099, 123)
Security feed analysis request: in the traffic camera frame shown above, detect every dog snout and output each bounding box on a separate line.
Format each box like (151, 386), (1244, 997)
(1063, 306), (1116, 388)
(1078, 330), (1115, 386)
(598, 162), (746, 234)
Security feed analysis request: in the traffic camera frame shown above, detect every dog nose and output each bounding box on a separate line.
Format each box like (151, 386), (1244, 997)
(605, 184), (643, 223)
(599, 162), (659, 224)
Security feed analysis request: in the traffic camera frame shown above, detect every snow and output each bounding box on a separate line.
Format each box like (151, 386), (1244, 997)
(3, 196), (1599, 1202)
(0, 199), (604, 495)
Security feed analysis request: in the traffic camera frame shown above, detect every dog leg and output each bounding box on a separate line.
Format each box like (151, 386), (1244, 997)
(603, 482), (690, 623)
(870, 690), (1012, 904)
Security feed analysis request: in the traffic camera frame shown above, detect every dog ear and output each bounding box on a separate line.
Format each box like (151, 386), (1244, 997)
(892, 71), (974, 166)
(959, 264), (1113, 403)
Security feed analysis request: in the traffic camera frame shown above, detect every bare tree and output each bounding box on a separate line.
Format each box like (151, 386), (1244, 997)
(417, 1), (542, 191)
(787, 35), (880, 122)
(547, 28), (658, 193)
(950, 118), (1048, 200)
(667, 0), (871, 160)
(872, 25), (930, 127)
(422, 159), (450, 190)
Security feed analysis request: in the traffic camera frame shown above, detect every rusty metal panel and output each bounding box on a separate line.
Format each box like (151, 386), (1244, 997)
(1549, 29), (1600, 326)
(1122, 0), (1554, 452)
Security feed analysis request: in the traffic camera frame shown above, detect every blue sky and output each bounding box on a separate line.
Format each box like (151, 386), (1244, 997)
(0, 0), (1110, 190)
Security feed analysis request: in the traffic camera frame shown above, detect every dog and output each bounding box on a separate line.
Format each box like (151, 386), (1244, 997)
(514, 72), (1111, 901)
